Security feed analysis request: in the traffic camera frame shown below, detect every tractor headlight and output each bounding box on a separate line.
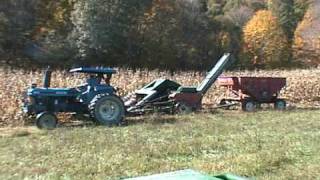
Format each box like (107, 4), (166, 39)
(21, 91), (28, 103)
(21, 92), (36, 114)
(22, 94), (35, 105)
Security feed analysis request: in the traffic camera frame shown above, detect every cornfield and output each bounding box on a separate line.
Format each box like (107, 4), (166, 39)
(1, 66), (320, 126)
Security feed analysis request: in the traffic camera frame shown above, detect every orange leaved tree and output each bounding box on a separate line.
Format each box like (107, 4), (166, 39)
(243, 10), (289, 68)
(293, 1), (320, 67)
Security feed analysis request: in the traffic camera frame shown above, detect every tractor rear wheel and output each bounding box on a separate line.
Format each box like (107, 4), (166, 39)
(36, 112), (58, 130)
(89, 94), (125, 126)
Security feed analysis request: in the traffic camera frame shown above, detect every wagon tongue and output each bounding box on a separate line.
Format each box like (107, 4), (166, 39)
(196, 53), (231, 95)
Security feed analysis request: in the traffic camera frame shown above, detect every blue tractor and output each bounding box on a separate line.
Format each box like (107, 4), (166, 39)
(22, 67), (125, 129)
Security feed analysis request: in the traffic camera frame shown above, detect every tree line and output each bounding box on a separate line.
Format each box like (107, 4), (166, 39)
(0, 0), (317, 70)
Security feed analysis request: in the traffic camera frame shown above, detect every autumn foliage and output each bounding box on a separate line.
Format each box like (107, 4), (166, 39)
(243, 10), (289, 68)
(0, 0), (317, 69)
(293, 1), (320, 66)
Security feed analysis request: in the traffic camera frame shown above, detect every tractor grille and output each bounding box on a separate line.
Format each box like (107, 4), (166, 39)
(21, 91), (28, 103)
(21, 91), (35, 105)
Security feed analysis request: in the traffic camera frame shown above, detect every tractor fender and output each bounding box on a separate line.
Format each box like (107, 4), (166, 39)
(80, 86), (116, 104)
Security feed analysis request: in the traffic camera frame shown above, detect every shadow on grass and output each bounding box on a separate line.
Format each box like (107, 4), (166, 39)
(22, 106), (320, 129)
(125, 115), (178, 126)
(59, 113), (179, 128)
(290, 107), (320, 111)
(26, 114), (179, 129)
(59, 120), (96, 128)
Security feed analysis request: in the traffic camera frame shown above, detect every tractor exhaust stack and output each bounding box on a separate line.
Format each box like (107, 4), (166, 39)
(43, 66), (52, 88)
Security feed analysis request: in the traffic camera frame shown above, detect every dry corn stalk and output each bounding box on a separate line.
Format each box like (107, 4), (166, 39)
(0, 67), (319, 126)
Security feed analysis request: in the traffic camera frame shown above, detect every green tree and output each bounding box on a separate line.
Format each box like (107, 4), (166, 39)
(0, 13), (8, 55)
(293, 0), (311, 23)
(0, 0), (75, 65)
(268, 0), (295, 39)
(0, 0), (38, 60)
(207, 0), (226, 16)
(70, 0), (151, 66)
(26, 0), (75, 65)
(245, 0), (267, 11)
(223, 0), (246, 12)
(268, 0), (310, 40)
(142, 0), (220, 70)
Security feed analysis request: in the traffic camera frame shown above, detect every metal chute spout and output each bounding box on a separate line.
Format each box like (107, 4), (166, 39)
(196, 53), (231, 95)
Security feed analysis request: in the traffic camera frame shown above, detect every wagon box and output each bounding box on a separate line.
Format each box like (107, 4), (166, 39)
(217, 76), (287, 111)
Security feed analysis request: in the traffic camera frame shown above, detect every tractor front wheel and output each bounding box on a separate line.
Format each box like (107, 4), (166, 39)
(36, 112), (58, 130)
(89, 95), (125, 126)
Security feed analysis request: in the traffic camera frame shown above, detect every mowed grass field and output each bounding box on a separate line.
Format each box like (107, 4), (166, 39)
(0, 110), (319, 180)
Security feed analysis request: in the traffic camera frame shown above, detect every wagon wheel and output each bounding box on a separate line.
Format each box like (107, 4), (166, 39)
(175, 102), (193, 114)
(242, 100), (257, 112)
(274, 99), (286, 110)
(36, 112), (58, 130)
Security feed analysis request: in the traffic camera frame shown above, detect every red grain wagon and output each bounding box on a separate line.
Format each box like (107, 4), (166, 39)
(217, 77), (287, 111)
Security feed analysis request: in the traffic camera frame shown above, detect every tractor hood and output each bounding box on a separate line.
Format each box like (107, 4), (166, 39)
(27, 88), (78, 97)
(70, 67), (116, 74)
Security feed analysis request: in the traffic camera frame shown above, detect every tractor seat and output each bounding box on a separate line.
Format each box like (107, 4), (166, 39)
(176, 86), (198, 93)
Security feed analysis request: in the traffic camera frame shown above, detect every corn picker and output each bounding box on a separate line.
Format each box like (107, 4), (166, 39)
(124, 53), (232, 114)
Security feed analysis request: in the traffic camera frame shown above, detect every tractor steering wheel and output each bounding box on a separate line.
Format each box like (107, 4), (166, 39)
(75, 84), (88, 92)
